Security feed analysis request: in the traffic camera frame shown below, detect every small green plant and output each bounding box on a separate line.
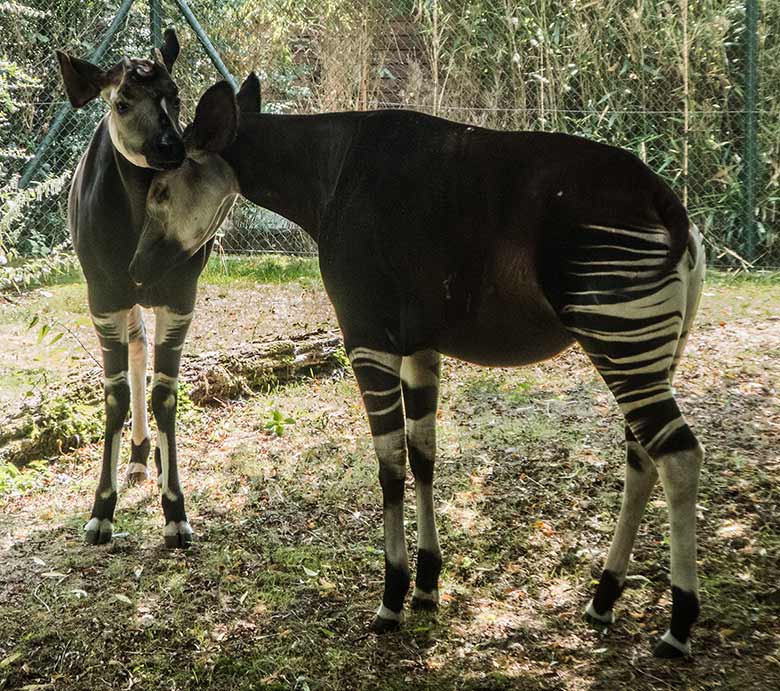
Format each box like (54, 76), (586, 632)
(0, 460), (49, 496)
(27, 313), (65, 347)
(262, 405), (296, 436)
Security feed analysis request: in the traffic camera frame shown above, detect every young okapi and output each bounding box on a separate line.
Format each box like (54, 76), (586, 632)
(135, 75), (706, 658)
(57, 32), (240, 548)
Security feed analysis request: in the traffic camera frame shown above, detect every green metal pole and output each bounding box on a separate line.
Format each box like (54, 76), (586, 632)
(743, 0), (759, 261)
(173, 0), (237, 90)
(150, 0), (162, 46)
(19, 0), (137, 188)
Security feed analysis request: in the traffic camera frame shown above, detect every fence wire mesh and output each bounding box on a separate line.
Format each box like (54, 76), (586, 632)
(2, 0), (778, 267)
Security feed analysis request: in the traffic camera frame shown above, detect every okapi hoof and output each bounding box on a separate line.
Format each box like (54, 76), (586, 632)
(125, 462), (149, 487)
(583, 600), (615, 628)
(370, 604), (403, 633)
(126, 440), (151, 487)
(411, 593), (439, 612)
(653, 631), (691, 658)
(84, 518), (113, 545)
(370, 615), (401, 634)
(163, 520), (193, 549)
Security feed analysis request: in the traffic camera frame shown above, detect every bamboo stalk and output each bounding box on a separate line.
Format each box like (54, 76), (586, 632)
(681, 0), (689, 207)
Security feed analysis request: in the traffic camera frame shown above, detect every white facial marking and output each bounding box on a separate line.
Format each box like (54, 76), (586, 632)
(107, 114), (151, 168)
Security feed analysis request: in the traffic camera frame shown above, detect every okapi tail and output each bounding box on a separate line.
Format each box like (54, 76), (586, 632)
(654, 181), (691, 277)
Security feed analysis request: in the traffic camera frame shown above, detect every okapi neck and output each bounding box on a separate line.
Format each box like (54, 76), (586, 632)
(222, 113), (356, 241)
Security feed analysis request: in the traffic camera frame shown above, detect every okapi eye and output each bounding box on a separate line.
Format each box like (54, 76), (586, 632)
(172, 96), (181, 109)
(115, 101), (130, 114)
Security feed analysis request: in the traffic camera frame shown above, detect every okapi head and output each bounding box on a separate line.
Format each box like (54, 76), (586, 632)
(127, 75), (262, 286)
(56, 29), (185, 170)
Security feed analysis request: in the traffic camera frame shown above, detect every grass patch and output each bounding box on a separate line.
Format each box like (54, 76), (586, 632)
(706, 268), (780, 286)
(202, 254), (320, 286)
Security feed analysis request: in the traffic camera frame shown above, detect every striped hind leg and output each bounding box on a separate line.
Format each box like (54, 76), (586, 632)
(126, 306), (151, 485)
(585, 426), (658, 625)
(585, 354), (703, 657)
(401, 350), (443, 611)
(566, 258), (704, 655)
(348, 346), (409, 632)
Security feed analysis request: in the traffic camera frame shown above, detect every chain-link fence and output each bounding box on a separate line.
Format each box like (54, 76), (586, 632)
(2, 1), (778, 267)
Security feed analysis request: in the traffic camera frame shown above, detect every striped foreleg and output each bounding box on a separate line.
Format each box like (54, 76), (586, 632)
(85, 310), (130, 545)
(152, 306), (194, 548)
(348, 346), (409, 632)
(126, 305), (151, 485)
(401, 350), (442, 611)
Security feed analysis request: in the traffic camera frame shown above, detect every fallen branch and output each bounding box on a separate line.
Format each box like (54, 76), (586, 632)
(182, 328), (345, 404)
(2, 329), (346, 466)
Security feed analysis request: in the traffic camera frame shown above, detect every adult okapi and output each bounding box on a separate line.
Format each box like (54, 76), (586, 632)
(57, 31), (240, 548)
(133, 75), (706, 658)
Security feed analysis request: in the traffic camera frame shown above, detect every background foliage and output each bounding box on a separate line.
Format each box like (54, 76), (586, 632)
(1, 0), (778, 266)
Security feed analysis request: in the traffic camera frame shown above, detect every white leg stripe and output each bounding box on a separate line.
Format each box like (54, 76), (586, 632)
(104, 371), (129, 387)
(376, 603), (403, 621)
(152, 372), (178, 389)
(661, 629), (691, 655)
(585, 599), (615, 624)
(158, 435), (177, 501)
(128, 314), (149, 444)
(367, 398), (403, 417)
(362, 384), (402, 397)
(99, 430), (122, 497)
(372, 428), (407, 461)
(92, 311), (129, 343)
(153, 307), (193, 347)
(412, 587), (439, 603)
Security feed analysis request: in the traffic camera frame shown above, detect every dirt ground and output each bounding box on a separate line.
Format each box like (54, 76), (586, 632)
(0, 265), (778, 690)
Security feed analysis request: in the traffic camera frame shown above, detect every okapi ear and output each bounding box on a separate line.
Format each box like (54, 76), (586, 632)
(236, 72), (262, 114)
(159, 28), (180, 73)
(56, 51), (108, 108)
(186, 81), (238, 153)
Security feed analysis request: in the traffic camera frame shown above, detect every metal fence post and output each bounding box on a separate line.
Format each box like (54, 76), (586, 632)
(18, 0), (137, 189)
(150, 0), (162, 47)
(743, 0), (759, 261)
(173, 0), (237, 90)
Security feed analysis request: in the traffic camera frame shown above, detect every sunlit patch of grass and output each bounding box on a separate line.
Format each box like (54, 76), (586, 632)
(202, 253), (321, 286)
(707, 268), (780, 286)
